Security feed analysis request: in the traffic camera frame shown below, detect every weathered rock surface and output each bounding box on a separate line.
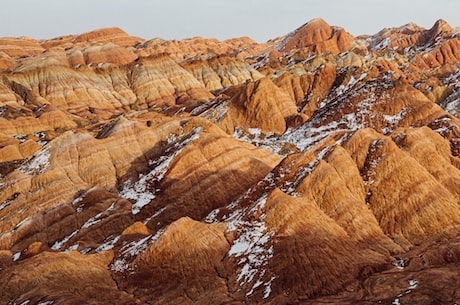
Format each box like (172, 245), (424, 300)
(277, 18), (355, 54)
(0, 37), (44, 58)
(180, 54), (264, 90)
(0, 20), (459, 305)
(215, 77), (298, 134)
(136, 36), (266, 61)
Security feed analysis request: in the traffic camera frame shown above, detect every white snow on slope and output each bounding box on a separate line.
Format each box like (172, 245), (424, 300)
(0, 200), (11, 212)
(120, 127), (202, 215)
(205, 145), (338, 297)
(382, 109), (407, 134)
(335, 72), (368, 96)
(51, 202), (117, 251)
(392, 279), (420, 305)
(408, 279), (418, 290)
(120, 175), (157, 215)
(111, 229), (164, 273)
(375, 37), (392, 50)
(363, 139), (385, 187)
(19, 147), (51, 175)
(443, 68), (460, 86)
(393, 258), (406, 270)
(82, 202), (115, 229)
(51, 230), (78, 250)
(13, 216), (31, 231)
(445, 98), (460, 116)
(201, 100), (230, 124)
(12, 252), (21, 261)
(224, 194), (276, 298)
(392, 298), (401, 305)
(51, 126), (202, 253)
(95, 235), (121, 252)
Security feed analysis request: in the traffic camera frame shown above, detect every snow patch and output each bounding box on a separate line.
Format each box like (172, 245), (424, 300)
(280, 160), (318, 197)
(233, 128), (281, 154)
(382, 109), (407, 134)
(72, 195), (84, 206)
(120, 176), (157, 215)
(191, 98), (230, 122)
(392, 278), (419, 304)
(228, 221), (270, 258)
(68, 244), (79, 251)
(226, 195), (276, 298)
(95, 235), (121, 252)
(393, 258), (406, 270)
(443, 69), (460, 86)
(0, 200), (11, 211)
(111, 230), (164, 273)
(34, 131), (49, 147)
(51, 230), (78, 250)
(443, 96), (460, 117)
(251, 54), (270, 70)
(445, 98), (460, 113)
(374, 37), (391, 50)
(14, 217), (31, 231)
(281, 84), (381, 152)
(335, 73), (368, 96)
(384, 110), (406, 124)
(143, 206), (167, 225)
(14, 134), (27, 143)
(430, 116), (456, 136)
(363, 139), (385, 186)
(53, 202), (120, 251)
(408, 279), (418, 290)
(231, 74), (399, 157)
(204, 208), (220, 223)
(82, 202), (115, 229)
(120, 128), (202, 215)
(284, 123), (332, 150)
(19, 147), (51, 175)
(264, 275), (276, 299)
(12, 252), (21, 261)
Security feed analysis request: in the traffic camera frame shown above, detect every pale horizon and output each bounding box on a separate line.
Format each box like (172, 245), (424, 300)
(1, 0), (459, 42)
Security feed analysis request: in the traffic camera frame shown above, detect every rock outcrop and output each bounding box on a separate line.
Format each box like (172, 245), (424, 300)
(215, 77), (298, 134)
(180, 54), (264, 90)
(277, 18), (355, 54)
(0, 37), (44, 58)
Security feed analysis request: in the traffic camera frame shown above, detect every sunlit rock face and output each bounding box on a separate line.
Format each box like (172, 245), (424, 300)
(0, 20), (459, 305)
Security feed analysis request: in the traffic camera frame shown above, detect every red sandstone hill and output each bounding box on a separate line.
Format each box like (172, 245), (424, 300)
(0, 19), (459, 305)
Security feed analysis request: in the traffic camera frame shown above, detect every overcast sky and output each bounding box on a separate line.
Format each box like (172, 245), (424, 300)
(1, 0), (459, 42)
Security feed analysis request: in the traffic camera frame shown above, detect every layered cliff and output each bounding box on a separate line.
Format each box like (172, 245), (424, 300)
(0, 20), (459, 305)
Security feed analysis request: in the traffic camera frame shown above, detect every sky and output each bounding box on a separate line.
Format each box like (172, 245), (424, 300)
(0, 0), (459, 42)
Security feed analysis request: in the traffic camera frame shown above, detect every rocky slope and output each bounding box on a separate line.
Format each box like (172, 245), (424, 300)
(0, 19), (459, 305)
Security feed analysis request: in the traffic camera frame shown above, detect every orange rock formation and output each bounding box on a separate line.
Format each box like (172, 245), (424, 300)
(0, 19), (459, 305)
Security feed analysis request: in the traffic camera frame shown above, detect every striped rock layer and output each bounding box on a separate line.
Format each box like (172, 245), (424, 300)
(0, 19), (459, 305)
